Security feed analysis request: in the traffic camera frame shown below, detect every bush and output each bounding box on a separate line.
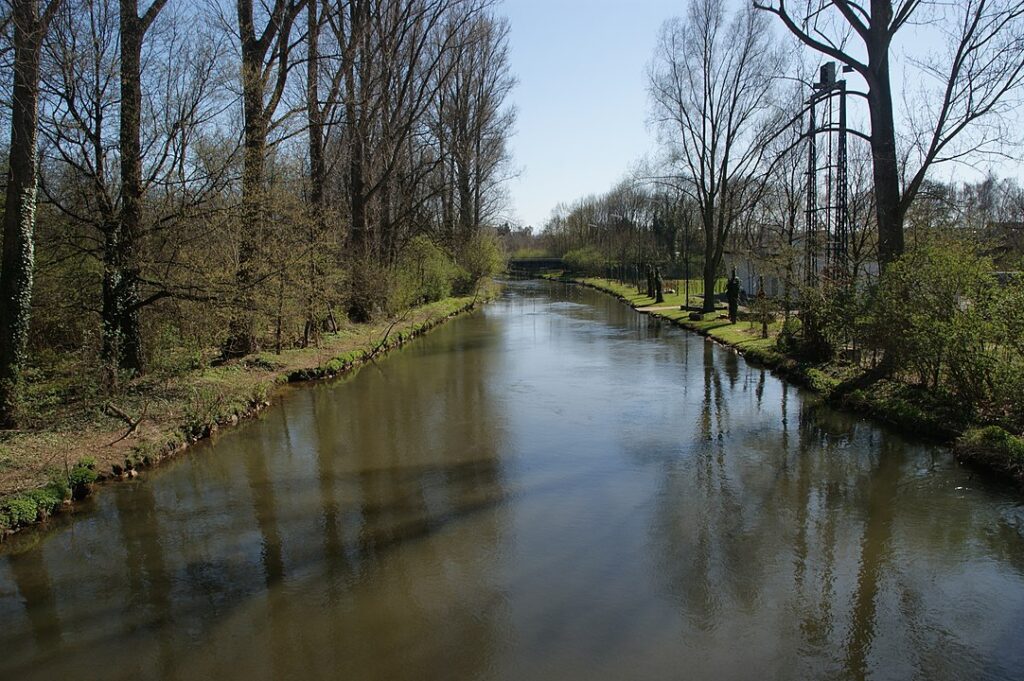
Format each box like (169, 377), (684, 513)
(873, 239), (998, 391)
(956, 426), (1024, 481)
(851, 236), (1024, 432)
(796, 277), (870, 360)
(69, 457), (99, 499)
(150, 323), (205, 377)
(562, 246), (605, 276)
(960, 426), (1024, 459)
(776, 316), (802, 353)
(455, 231), (506, 294)
(3, 497), (39, 527)
(396, 236), (458, 307)
(347, 258), (398, 322)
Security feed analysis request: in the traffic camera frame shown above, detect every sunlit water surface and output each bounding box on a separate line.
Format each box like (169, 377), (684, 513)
(1, 280), (1023, 681)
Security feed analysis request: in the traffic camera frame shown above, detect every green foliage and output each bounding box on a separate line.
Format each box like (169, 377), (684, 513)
(347, 258), (397, 322)
(874, 240), (998, 391)
(798, 277), (871, 361)
(562, 246), (605, 276)
(776, 317), (802, 353)
(69, 457), (99, 489)
(25, 485), (66, 519)
(182, 386), (226, 437)
(455, 231), (506, 294)
(0, 477), (71, 529)
(788, 237), (1024, 434)
(150, 323), (206, 377)
(960, 426), (1024, 460)
(3, 497), (38, 527)
(397, 236), (458, 307)
(956, 426), (1024, 481)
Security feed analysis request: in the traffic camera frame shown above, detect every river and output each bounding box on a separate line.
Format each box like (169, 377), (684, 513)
(1, 280), (1023, 681)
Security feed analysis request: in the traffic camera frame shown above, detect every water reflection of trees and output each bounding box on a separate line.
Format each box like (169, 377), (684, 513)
(643, 341), (1024, 679)
(297, 314), (509, 679)
(0, 309), (511, 680)
(177, 310), (510, 679)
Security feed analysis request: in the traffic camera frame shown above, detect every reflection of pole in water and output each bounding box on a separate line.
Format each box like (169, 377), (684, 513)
(844, 434), (899, 681)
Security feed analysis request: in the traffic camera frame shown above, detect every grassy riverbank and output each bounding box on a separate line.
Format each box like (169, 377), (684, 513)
(0, 285), (496, 539)
(549, 274), (1024, 487)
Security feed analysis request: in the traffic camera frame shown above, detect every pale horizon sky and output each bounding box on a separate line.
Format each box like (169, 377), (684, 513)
(500, 0), (682, 231)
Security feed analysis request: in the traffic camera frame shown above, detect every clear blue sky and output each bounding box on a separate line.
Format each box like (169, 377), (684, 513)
(498, 1), (1022, 232)
(500, 0), (683, 231)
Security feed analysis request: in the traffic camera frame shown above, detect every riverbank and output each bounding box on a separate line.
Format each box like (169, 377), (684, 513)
(0, 285), (497, 540)
(548, 274), (1024, 487)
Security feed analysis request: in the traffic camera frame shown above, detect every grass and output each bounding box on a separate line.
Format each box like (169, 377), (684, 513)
(573, 276), (727, 311)
(955, 426), (1024, 485)
(0, 285), (497, 537)
(561, 274), (782, 356)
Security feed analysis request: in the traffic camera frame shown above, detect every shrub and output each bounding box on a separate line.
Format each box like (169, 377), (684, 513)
(776, 316), (802, 353)
(796, 277), (870, 360)
(563, 246), (605, 276)
(455, 231), (506, 294)
(3, 497), (38, 527)
(873, 239), (998, 390)
(960, 426), (1024, 460)
(956, 426), (1024, 481)
(26, 484), (66, 519)
(150, 323), (205, 377)
(347, 258), (398, 322)
(69, 457), (99, 498)
(396, 236), (458, 307)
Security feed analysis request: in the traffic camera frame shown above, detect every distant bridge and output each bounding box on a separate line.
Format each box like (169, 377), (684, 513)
(507, 257), (565, 274)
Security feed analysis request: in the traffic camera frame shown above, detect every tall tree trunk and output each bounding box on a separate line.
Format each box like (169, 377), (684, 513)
(116, 0), (150, 375)
(866, 27), (903, 270)
(701, 210), (718, 313)
(457, 155), (473, 239)
(225, 0), (271, 357)
(307, 1), (324, 212)
(0, 0), (48, 428)
(305, 0), (324, 346)
(345, 0), (367, 258)
(101, 219), (121, 378)
(473, 134), (482, 229)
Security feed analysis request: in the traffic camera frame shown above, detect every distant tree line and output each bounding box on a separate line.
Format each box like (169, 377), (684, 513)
(0, 0), (516, 427)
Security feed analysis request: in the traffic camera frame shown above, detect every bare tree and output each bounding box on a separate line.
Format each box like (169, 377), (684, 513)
(39, 0), (229, 378)
(649, 0), (786, 312)
(339, 0), (492, 320)
(225, 0), (305, 356)
(432, 12), (515, 245)
(116, 0), (168, 374)
(754, 0), (1024, 269)
(0, 0), (62, 427)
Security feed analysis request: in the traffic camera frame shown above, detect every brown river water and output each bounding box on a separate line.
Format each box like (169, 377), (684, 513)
(1, 279), (1023, 681)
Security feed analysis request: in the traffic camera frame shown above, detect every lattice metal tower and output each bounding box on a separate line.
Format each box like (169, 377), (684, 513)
(805, 62), (850, 283)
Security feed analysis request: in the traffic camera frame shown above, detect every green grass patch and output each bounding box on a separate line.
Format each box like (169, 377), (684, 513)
(956, 426), (1024, 483)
